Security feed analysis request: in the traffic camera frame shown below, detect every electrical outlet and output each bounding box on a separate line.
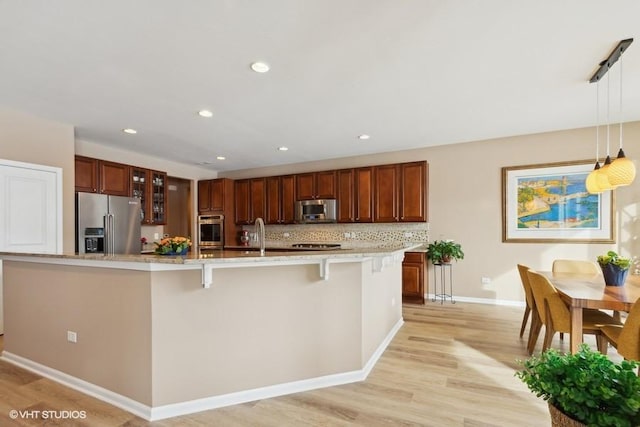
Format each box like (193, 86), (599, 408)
(283, 232), (290, 237)
(67, 330), (77, 343)
(344, 232), (351, 238)
(153, 233), (159, 240)
(404, 232), (413, 238)
(481, 277), (491, 284)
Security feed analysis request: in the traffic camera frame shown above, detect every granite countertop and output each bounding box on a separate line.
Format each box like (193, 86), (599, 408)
(0, 243), (422, 266)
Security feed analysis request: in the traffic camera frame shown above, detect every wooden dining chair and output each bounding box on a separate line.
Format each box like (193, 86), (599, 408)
(527, 270), (617, 353)
(552, 259), (600, 275)
(600, 297), (640, 361)
(516, 265), (538, 347)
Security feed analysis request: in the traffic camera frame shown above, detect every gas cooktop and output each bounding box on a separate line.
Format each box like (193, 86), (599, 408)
(290, 243), (342, 250)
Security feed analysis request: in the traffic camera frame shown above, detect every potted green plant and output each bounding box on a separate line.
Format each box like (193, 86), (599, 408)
(425, 239), (464, 264)
(516, 344), (640, 427)
(597, 250), (631, 286)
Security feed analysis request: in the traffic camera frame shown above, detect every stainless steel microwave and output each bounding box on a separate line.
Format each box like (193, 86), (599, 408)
(295, 199), (337, 223)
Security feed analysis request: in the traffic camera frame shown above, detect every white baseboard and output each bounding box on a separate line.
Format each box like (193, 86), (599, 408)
(0, 352), (152, 419)
(425, 294), (526, 307)
(1, 317), (404, 421)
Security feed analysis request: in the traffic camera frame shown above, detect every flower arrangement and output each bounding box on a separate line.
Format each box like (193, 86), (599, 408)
(154, 236), (192, 255)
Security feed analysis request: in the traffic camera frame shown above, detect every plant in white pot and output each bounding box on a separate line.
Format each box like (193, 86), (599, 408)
(516, 344), (640, 426)
(597, 250), (631, 286)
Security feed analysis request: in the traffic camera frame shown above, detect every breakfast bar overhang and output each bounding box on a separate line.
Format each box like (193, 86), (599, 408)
(0, 246), (411, 421)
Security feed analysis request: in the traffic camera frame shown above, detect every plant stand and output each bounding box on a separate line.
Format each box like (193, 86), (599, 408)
(431, 263), (455, 304)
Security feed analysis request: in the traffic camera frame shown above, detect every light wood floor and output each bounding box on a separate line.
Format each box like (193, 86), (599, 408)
(0, 302), (621, 426)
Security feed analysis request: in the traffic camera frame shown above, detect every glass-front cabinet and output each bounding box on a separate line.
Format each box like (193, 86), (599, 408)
(131, 168), (166, 225)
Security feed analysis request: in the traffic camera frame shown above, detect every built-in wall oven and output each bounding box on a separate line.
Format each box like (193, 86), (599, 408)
(198, 214), (224, 249)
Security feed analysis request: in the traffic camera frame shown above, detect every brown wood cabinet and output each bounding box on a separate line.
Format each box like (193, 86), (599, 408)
(198, 178), (234, 213)
(374, 164), (399, 222)
(295, 171), (336, 200)
(234, 178), (266, 225)
(132, 167), (167, 225)
(374, 161), (427, 222)
(75, 156), (130, 196)
(402, 251), (426, 304)
(399, 161), (428, 222)
(337, 167), (374, 222)
(266, 175), (296, 224)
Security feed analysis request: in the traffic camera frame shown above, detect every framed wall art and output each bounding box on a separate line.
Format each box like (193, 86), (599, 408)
(502, 160), (614, 243)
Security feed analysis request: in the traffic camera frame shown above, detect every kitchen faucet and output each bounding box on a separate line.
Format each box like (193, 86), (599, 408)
(255, 217), (265, 256)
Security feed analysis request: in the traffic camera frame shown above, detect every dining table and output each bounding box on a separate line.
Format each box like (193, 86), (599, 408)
(540, 271), (640, 354)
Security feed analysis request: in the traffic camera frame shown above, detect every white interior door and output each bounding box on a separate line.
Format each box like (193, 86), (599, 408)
(0, 159), (62, 254)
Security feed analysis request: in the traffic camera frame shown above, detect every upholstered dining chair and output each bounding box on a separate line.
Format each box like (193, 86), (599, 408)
(600, 297), (640, 362)
(552, 259), (600, 275)
(527, 270), (618, 353)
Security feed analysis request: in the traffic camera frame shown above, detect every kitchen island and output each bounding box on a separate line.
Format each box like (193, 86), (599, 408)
(1, 245), (413, 421)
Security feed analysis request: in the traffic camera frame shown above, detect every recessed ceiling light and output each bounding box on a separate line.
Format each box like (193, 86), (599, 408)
(123, 128), (137, 134)
(358, 134), (370, 140)
(251, 62), (270, 73)
(198, 110), (213, 118)
(216, 156), (226, 160)
(277, 146), (289, 151)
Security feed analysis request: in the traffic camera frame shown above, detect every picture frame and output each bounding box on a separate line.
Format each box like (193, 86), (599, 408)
(502, 160), (614, 243)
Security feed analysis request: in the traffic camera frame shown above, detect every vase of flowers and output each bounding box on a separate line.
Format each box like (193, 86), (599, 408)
(154, 236), (192, 255)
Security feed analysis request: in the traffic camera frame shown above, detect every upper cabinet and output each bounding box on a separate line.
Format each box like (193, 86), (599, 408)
(295, 171), (336, 200)
(374, 161), (427, 222)
(399, 161), (428, 222)
(266, 175), (296, 224)
(75, 156), (168, 224)
(199, 178), (234, 213)
(234, 178), (266, 225)
(75, 156), (130, 196)
(374, 164), (400, 222)
(132, 167), (167, 225)
(337, 167), (374, 223)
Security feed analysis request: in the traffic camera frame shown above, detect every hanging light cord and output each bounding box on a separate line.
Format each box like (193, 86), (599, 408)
(595, 80), (600, 162)
(606, 71), (611, 159)
(619, 58), (623, 150)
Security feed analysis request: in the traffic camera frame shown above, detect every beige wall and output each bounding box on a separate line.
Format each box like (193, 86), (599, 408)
(3, 261), (153, 404)
(0, 107), (75, 252)
(221, 122), (640, 302)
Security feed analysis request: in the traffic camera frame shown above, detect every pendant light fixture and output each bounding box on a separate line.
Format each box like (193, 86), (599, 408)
(586, 38), (635, 192)
(597, 71), (615, 191)
(607, 54), (636, 187)
(585, 79), (609, 193)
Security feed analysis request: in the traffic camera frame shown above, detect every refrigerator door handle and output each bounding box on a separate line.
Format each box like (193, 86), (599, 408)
(105, 213), (115, 255)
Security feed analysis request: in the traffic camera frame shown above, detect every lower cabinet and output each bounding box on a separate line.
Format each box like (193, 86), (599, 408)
(402, 251), (426, 304)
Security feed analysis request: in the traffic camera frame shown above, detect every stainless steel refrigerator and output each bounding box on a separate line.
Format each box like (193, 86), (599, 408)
(76, 193), (142, 255)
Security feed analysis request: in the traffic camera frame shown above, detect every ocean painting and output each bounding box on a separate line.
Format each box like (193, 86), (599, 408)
(502, 160), (613, 243)
(516, 172), (600, 230)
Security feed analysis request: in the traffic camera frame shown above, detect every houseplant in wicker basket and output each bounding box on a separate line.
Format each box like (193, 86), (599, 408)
(516, 344), (640, 426)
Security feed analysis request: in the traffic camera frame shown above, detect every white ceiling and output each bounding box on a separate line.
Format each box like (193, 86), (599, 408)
(1, 1), (639, 172)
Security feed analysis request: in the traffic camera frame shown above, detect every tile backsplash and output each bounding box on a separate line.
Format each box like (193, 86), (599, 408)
(241, 222), (429, 248)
